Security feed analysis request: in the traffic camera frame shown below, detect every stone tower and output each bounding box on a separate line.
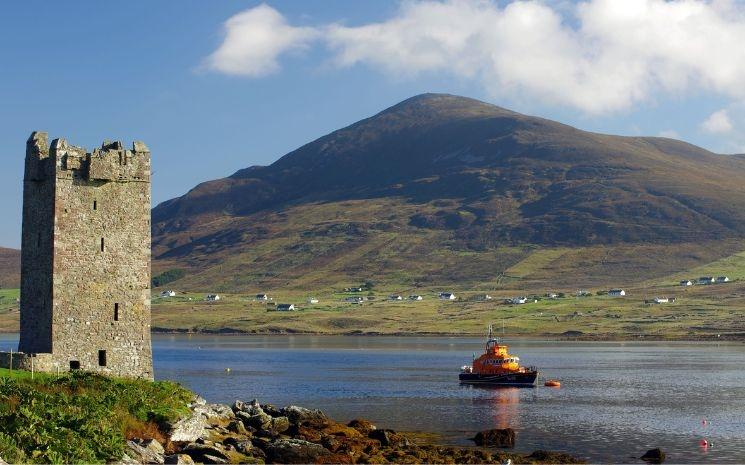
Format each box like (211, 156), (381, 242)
(17, 131), (153, 379)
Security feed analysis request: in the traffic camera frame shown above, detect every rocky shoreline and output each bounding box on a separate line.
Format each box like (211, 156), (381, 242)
(122, 396), (584, 464)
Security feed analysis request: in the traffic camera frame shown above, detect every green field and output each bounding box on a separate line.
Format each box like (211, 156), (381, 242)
(2, 244), (745, 339)
(0, 289), (19, 332)
(145, 280), (745, 340)
(144, 242), (745, 339)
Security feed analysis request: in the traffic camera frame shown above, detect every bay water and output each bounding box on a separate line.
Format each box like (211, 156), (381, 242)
(1, 334), (743, 463)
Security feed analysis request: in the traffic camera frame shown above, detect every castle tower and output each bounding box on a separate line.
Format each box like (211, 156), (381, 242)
(18, 131), (153, 379)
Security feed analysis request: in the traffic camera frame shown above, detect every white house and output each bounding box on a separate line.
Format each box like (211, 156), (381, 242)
(716, 276), (730, 283)
(307, 297), (319, 304)
(680, 280), (693, 286)
(344, 296), (364, 303)
(546, 292), (559, 299)
(408, 295), (423, 301)
(608, 289), (626, 296)
(439, 292), (456, 300)
(698, 277), (715, 285)
(388, 295), (403, 301)
(255, 293), (269, 301)
(510, 297), (528, 304)
(160, 290), (176, 298)
(653, 297), (669, 304)
(474, 294), (493, 301)
(206, 294), (220, 301)
(576, 290), (590, 297)
(277, 303), (295, 311)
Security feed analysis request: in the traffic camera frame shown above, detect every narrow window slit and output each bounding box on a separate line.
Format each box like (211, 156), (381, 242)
(98, 350), (107, 367)
(114, 303), (119, 321)
(100, 238), (104, 252)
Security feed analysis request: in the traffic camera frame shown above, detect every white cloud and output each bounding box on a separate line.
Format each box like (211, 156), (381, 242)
(205, 4), (318, 77)
(702, 102), (745, 153)
(701, 109), (734, 134)
(206, 0), (745, 114)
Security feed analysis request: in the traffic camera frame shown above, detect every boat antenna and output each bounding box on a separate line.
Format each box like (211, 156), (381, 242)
(488, 324), (494, 340)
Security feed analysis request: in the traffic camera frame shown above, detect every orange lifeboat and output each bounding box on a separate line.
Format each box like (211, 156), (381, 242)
(544, 380), (561, 387)
(459, 325), (538, 386)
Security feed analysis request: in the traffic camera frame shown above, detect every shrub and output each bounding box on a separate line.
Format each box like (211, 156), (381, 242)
(0, 371), (192, 464)
(151, 269), (186, 288)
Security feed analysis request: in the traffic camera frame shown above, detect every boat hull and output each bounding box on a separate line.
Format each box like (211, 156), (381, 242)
(459, 371), (538, 386)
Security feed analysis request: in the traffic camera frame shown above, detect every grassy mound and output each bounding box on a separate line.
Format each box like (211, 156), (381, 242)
(0, 369), (192, 464)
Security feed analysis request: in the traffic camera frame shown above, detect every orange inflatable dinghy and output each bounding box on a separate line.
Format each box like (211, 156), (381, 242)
(544, 380), (561, 387)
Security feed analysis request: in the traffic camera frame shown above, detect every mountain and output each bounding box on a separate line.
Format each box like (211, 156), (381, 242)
(0, 247), (20, 289)
(147, 94), (745, 290)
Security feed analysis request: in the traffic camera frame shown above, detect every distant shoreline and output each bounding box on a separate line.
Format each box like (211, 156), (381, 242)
(147, 327), (744, 342)
(1, 327), (742, 342)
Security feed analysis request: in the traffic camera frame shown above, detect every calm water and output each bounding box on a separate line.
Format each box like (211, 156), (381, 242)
(1, 334), (744, 463)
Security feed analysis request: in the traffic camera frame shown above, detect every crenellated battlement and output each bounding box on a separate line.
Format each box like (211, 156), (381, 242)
(25, 131), (151, 183)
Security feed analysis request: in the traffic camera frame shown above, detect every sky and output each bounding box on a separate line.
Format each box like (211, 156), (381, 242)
(2, 0), (745, 248)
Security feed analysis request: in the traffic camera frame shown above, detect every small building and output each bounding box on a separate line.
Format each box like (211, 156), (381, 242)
(160, 290), (176, 298)
(439, 292), (456, 300)
(653, 297), (669, 304)
(408, 295), (423, 301)
(344, 296), (364, 303)
(510, 296), (528, 305)
(255, 293), (269, 301)
(716, 276), (730, 283)
(474, 294), (492, 301)
(206, 294), (220, 301)
(576, 290), (590, 297)
(546, 292), (559, 299)
(698, 277), (715, 285)
(276, 303), (295, 311)
(307, 297), (319, 304)
(680, 280), (693, 286)
(388, 295), (403, 301)
(608, 289), (626, 297)
(345, 287), (364, 293)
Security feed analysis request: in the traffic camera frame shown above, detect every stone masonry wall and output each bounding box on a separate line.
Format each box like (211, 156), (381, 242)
(19, 132), (55, 354)
(0, 351), (58, 372)
(18, 133), (153, 379)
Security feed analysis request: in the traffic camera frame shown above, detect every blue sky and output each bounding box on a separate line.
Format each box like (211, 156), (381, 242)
(1, 0), (744, 247)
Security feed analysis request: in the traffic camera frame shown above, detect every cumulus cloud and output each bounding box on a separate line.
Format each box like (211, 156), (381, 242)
(206, 0), (745, 113)
(701, 109), (734, 134)
(702, 102), (745, 153)
(205, 3), (318, 77)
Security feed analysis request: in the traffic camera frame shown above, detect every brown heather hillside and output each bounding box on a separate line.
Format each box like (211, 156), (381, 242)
(149, 94), (745, 292)
(0, 247), (20, 288)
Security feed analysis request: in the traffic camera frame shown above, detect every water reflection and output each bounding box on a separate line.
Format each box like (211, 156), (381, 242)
(466, 386), (523, 430)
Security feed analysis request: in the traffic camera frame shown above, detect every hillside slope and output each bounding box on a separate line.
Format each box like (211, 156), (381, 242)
(150, 94), (745, 292)
(0, 247), (20, 288)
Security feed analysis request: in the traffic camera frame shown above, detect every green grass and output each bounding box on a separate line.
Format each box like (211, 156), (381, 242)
(0, 289), (19, 333)
(0, 367), (48, 380)
(505, 248), (569, 278)
(145, 281), (745, 339)
(661, 248), (745, 285)
(0, 370), (192, 464)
